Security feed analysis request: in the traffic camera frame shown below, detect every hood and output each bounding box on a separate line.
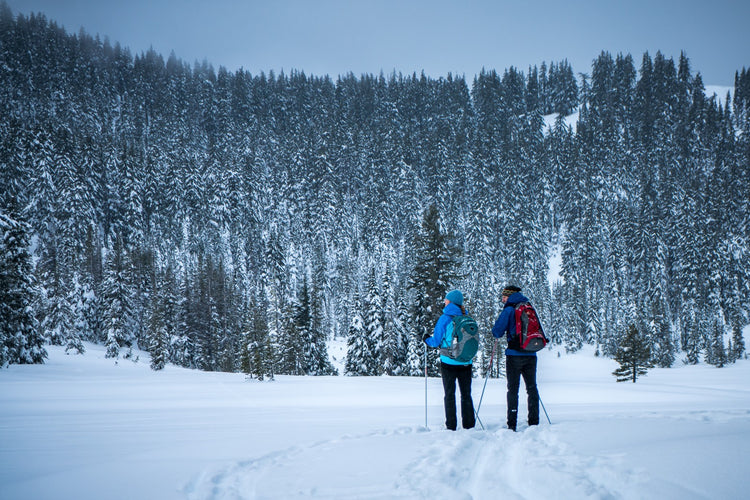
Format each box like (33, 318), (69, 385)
(443, 303), (463, 316)
(505, 291), (529, 306)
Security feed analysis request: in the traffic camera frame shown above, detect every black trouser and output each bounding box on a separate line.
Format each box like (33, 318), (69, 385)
(505, 354), (539, 429)
(440, 362), (475, 430)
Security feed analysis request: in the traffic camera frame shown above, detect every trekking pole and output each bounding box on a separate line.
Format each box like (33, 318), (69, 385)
(474, 404), (485, 430)
(475, 339), (497, 428)
(539, 393), (552, 425)
(424, 340), (429, 430)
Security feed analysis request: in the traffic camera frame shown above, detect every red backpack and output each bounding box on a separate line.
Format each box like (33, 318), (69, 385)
(514, 302), (547, 352)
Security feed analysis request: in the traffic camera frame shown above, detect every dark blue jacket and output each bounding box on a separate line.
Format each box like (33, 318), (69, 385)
(424, 303), (471, 365)
(492, 292), (537, 357)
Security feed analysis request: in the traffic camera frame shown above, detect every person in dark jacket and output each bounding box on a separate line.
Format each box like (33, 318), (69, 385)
(492, 285), (543, 431)
(423, 290), (476, 431)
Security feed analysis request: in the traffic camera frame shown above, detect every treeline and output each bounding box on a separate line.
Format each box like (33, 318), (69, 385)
(1, 5), (748, 373)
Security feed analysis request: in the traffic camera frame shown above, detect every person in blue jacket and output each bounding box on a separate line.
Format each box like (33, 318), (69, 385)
(423, 290), (476, 431)
(492, 285), (541, 431)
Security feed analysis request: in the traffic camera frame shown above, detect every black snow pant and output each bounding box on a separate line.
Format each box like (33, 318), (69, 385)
(505, 354), (539, 430)
(440, 362), (475, 430)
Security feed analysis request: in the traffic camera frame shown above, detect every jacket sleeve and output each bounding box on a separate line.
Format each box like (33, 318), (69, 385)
(425, 314), (451, 348)
(492, 306), (513, 339)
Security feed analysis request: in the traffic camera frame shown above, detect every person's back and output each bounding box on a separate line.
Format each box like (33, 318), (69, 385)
(424, 290), (476, 430)
(492, 285), (543, 431)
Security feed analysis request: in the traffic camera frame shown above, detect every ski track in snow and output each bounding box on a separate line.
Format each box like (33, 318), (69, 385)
(184, 427), (427, 499)
(403, 424), (639, 500)
(642, 408), (750, 423)
(185, 423), (640, 500)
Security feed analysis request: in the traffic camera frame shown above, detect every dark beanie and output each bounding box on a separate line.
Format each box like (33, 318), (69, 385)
(502, 285), (522, 297)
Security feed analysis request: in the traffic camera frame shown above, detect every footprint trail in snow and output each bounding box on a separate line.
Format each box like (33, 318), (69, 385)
(187, 424), (641, 499)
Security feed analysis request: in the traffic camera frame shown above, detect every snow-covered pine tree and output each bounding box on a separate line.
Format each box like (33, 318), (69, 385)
(380, 263), (409, 376)
(74, 259), (102, 345)
(273, 251), (306, 376)
(148, 264), (178, 371)
(276, 300), (302, 375)
(728, 324), (746, 363)
(148, 294), (169, 371)
(0, 210), (46, 365)
(171, 270), (195, 369)
(705, 316), (728, 368)
(63, 274), (86, 355)
(102, 234), (135, 360)
(549, 59), (579, 116)
(241, 289), (274, 381)
(344, 291), (369, 376)
(503, 64), (551, 318)
(647, 292), (676, 368)
(364, 267), (384, 375)
(469, 69), (506, 374)
(31, 146), (83, 354)
(565, 52), (624, 352)
(40, 274), (78, 352)
(304, 275), (337, 376)
(408, 204), (462, 376)
(612, 324), (653, 382)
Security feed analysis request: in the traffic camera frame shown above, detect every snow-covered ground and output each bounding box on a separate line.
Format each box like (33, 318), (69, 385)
(2, 330), (749, 500)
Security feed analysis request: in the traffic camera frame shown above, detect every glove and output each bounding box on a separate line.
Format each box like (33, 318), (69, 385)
(422, 333), (431, 342)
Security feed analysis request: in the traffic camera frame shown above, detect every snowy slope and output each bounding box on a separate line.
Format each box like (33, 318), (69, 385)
(1, 333), (749, 500)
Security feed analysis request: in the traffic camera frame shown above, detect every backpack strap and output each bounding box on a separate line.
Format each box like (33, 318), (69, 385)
(440, 313), (459, 349)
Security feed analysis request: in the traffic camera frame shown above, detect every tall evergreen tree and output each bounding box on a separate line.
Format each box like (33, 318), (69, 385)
(148, 263), (178, 370)
(364, 267), (385, 375)
(380, 264), (408, 375)
(276, 300), (303, 375)
(344, 291), (371, 376)
(241, 290), (274, 381)
(407, 204), (462, 375)
(303, 275), (337, 375)
(171, 271), (195, 368)
(728, 324), (746, 363)
(102, 234), (135, 360)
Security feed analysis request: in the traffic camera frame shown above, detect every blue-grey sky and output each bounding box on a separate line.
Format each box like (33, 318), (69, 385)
(6, 0), (749, 86)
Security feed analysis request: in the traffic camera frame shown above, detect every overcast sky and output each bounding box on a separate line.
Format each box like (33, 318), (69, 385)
(6, 0), (749, 86)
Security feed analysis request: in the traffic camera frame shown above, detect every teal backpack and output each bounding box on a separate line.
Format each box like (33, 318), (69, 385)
(439, 314), (480, 363)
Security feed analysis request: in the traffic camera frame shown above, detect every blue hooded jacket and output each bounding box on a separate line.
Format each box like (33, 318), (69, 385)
(491, 291), (538, 357)
(425, 303), (472, 365)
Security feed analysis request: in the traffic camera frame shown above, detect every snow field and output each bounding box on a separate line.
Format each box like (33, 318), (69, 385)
(2, 334), (750, 499)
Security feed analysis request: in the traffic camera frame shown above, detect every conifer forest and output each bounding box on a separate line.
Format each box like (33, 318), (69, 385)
(1, 7), (749, 374)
